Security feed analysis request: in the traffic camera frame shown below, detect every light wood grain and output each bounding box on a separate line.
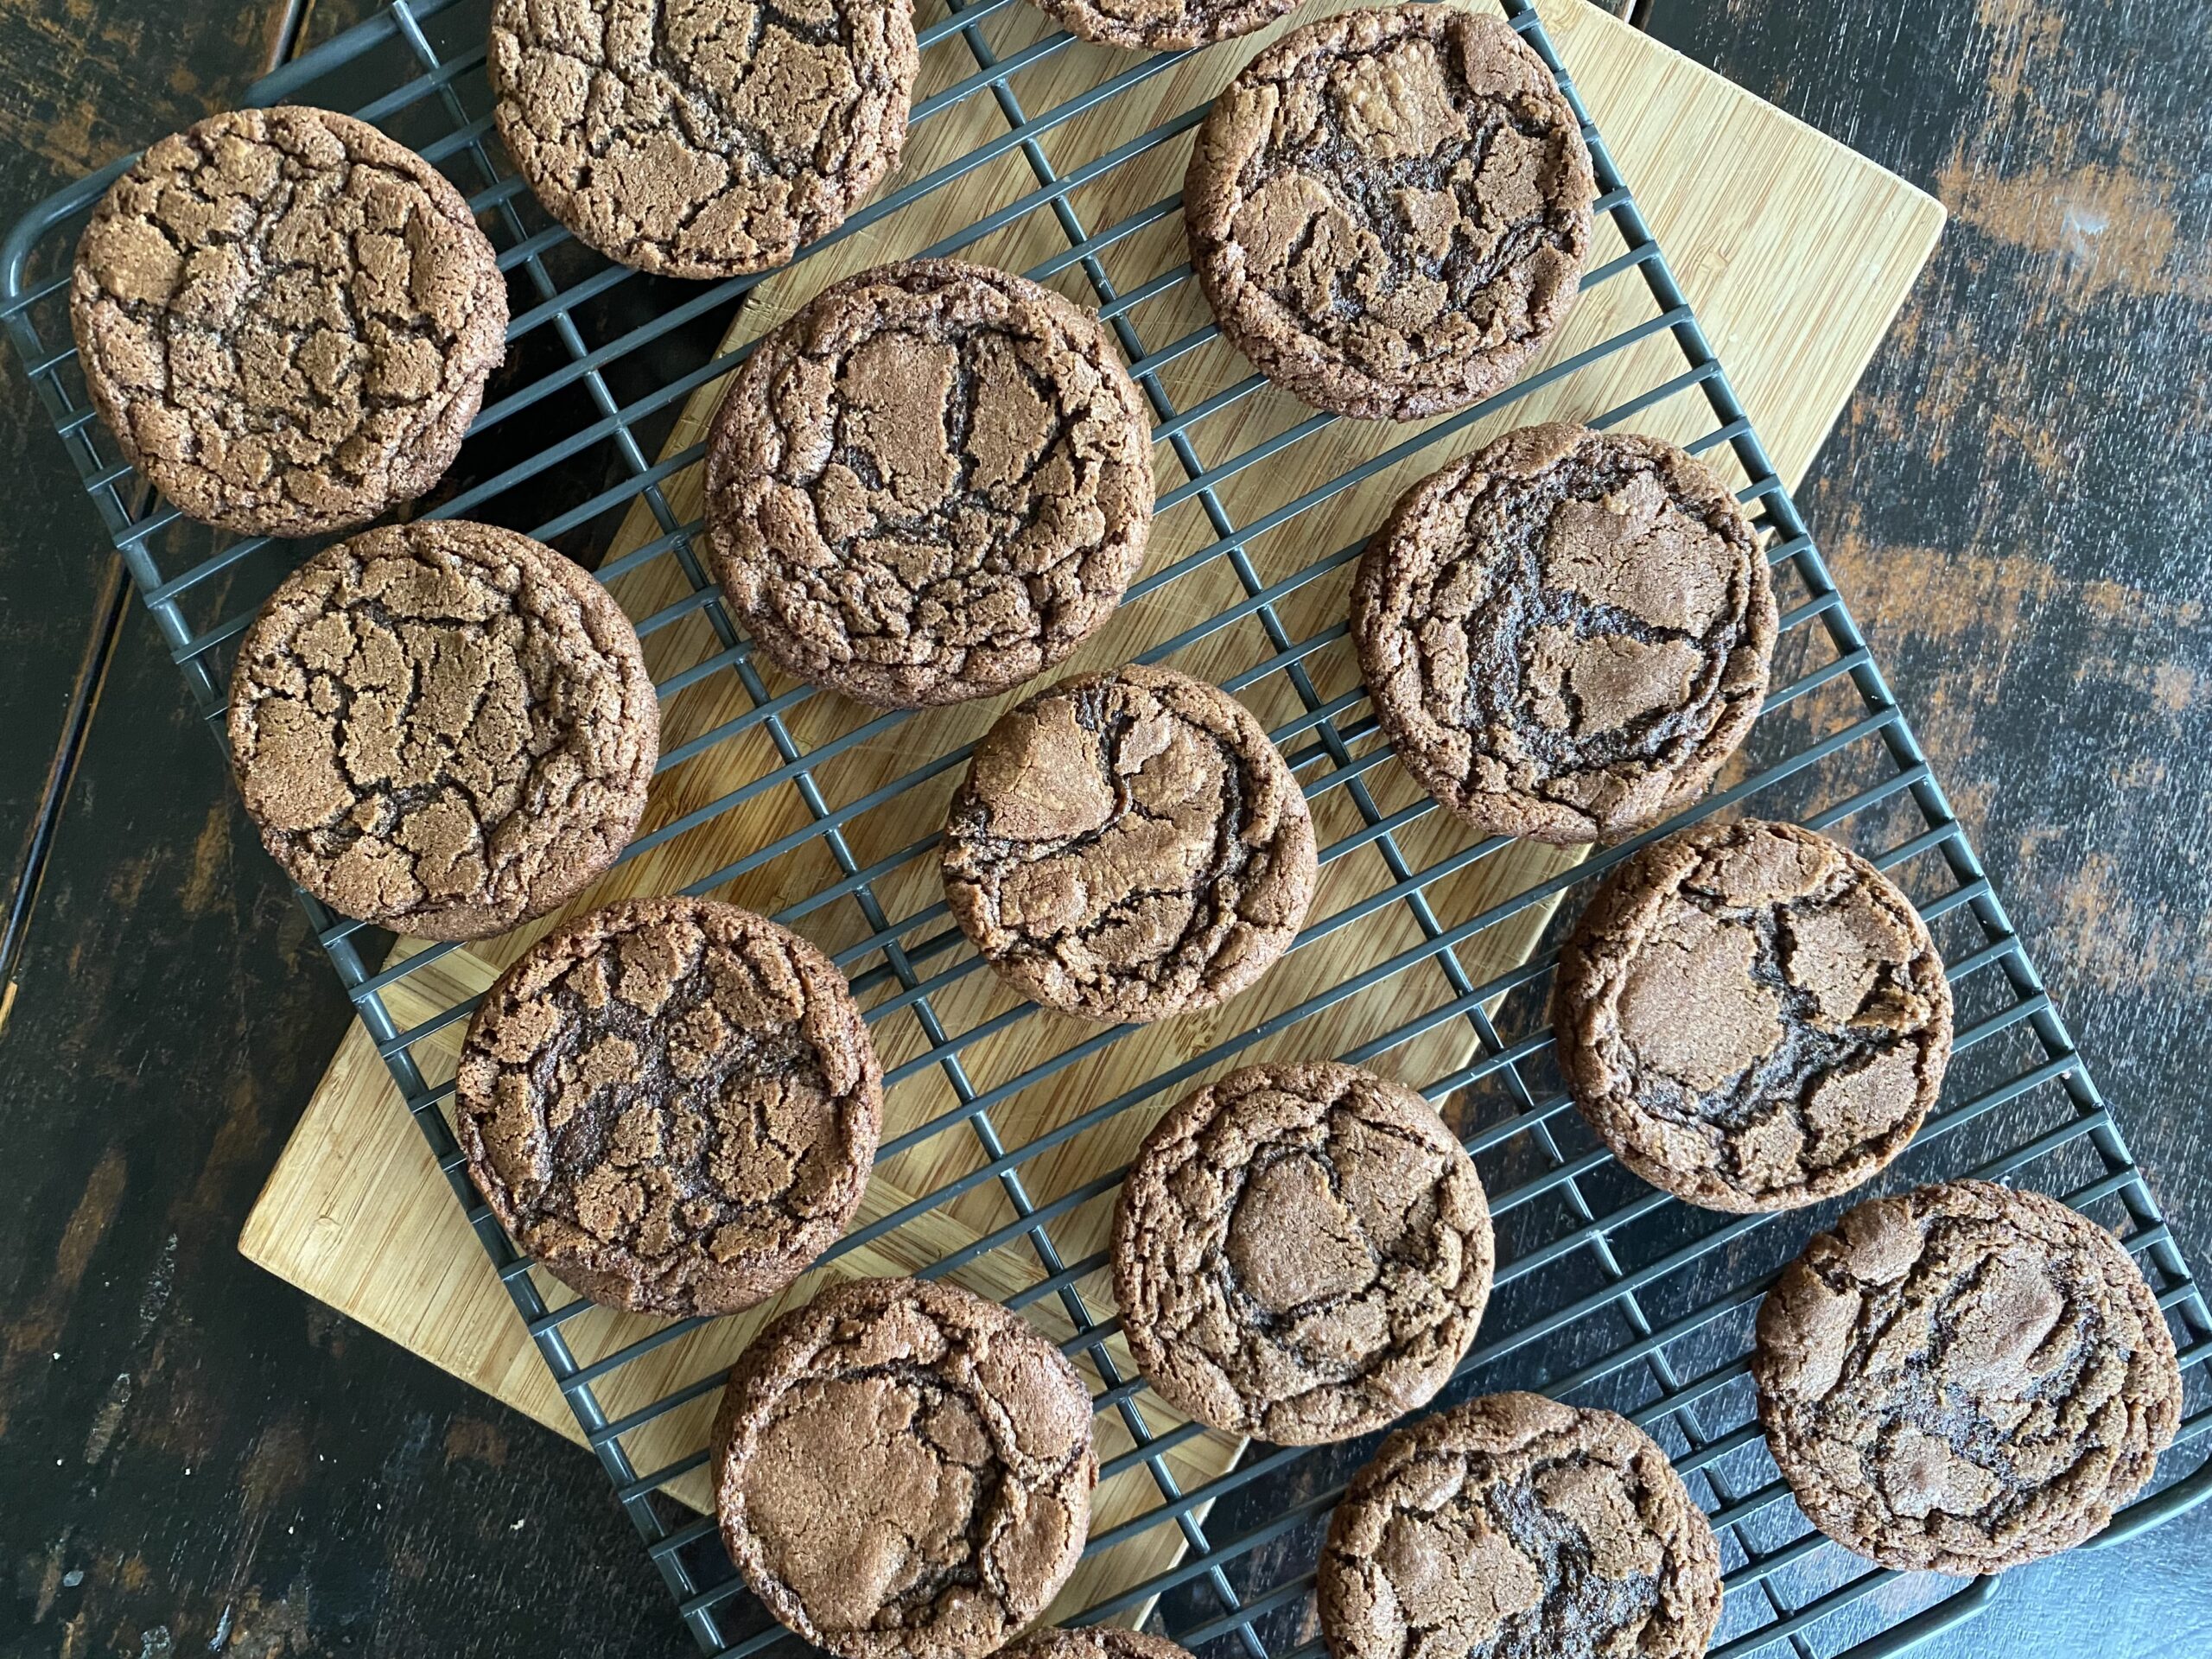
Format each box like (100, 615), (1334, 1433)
(239, 0), (1942, 1625)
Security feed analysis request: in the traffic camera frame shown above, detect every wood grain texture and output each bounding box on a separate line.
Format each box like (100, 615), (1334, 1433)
(1637, 0), (2212, 1649)
(238, 0), (1940, 1604)
(5, 1), (2212, 1656)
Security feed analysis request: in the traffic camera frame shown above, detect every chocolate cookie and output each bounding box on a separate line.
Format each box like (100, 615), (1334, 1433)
(1754, 1181), (2183, 1574)
(70, 106), (506, 538)
(1185, 7), (1593, 422)
(227, 521), (658, 940)
(940, 663), (1318, 1024)
(1319, 1392), (1724, 1659)
(490, 0), (918, 279)
(1113, 1060), (1493, 1445)
(705, 259), (1154, 707)
(998, 1630), (1192, 1659)
(1353, 423), (1775, 844)
(712, 1275), (1096, 1659)
(1553, 819), (1953, 1212)
(1029, 0), (1294, 54)
(454, 899), (882, 1316)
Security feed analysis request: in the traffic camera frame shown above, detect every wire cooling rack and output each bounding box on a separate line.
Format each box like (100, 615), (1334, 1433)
(9, 1), (2212, 1655)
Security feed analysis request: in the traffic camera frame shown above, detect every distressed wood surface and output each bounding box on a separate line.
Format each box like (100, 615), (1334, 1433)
(2, 3), (2209, 1659)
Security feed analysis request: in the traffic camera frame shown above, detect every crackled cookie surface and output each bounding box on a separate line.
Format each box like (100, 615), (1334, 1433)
(1554, 820), (1952, 1211)
(999, 1630), (1193, 1659)
(455, 899), (882, 1315)
(706, 259), (1154, 706)
(1030, 0), (1295, 54)
(713, 1276), (1096, 1659)
(941, 663), (1317, 1023)
(1354, 423), (1774, 843)
(71, 106), (506, 537)
(1754, 1181), (2182, 1573)
(1114, 1060), (1492, 1444)
(1320, 1392), (1724, 1659)
(227, 521), (657, 939)
(491, 0), (918, 277)
(1185, 7), (1592, 421)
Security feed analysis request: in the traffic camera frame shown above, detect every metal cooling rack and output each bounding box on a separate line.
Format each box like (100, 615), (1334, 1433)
(8, 1), (2211, 1655)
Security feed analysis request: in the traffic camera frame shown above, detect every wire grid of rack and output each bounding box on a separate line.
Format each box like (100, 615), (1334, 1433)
(8, 0), (2212, 1655)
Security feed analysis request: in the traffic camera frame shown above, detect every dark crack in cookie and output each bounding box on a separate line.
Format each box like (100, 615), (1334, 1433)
(1029, 0), (1295, 54)
(1185, 7), (1593, 421)
(1320, 1392), (1724, 1659)
(227, 521), (658, 940)
(999, 1630), (1194, 1659)
(941, 663), (1317, 1024)
(1754, 1181), (2182, 1574)
(71, 106), (506, 537)
(1354, 423), (1775, 844)
(455, 899), (882, 1315)
(713, 1275), (1096, 1659)
(705, 259), (1154, 707)
(491, 0), (918, 278)
(1553, 819), (1952, 1212)
(1114, 1060), (1492, 1445)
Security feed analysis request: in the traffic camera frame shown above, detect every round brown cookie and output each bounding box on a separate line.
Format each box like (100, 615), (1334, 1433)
(940, 662), (1317, 1024)
(1320, 1392), (1723, 1659)
(1113, 1060), (1493, 1445)
(1353, 423), (1775, 844)
(70, 106), (506, 538)
(227, 521), (658, 940)
(1029, 0), (1294, 54)
(1754, 1180), (2182, 1574)
(997, 1630), (1193, 1659)
(705, 259), (1154, 707)
(1552, 819), (1952, 1212)
(490, 0), (918, 279)
(1185, 7), (1593, 422)
(712, 1275), (1096, 1659)
(454, 899), (882, 1315)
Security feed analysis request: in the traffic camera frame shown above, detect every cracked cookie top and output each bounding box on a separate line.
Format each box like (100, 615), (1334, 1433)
(940, 663), (1318, 1024)
(1185, 7), (1593, 421)
(1353, 423), (1775, 844)
(999, 1630), (1193, 1659)
(490, 0), (918, 278)
(1320, 1392), (1724, 1659)
(713, 1275), (1096, 1659)
(227, 520), (657, 940)
(705, 259), (1155, 707)
(1029, 0), (1296, 54)
(1114, 1060), (1493, 1445)
(455, 898), (882, 1316)
(1754, 1181), (2182, 1573)
(1553, 819), (1953, 1212)
(71, 106), (507, 537)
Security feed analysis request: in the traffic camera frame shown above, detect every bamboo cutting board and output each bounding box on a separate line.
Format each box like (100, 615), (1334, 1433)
(240, 0), (1943, 1623)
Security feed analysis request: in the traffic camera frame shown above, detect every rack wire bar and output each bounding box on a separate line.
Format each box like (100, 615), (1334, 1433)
(8, 3), (2209, 1657)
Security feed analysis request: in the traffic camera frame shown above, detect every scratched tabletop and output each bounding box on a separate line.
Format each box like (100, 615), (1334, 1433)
(1, 0), (2208, 1655)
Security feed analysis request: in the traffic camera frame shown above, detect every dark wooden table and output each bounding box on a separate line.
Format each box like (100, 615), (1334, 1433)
(3, 1), (2208, 1654)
